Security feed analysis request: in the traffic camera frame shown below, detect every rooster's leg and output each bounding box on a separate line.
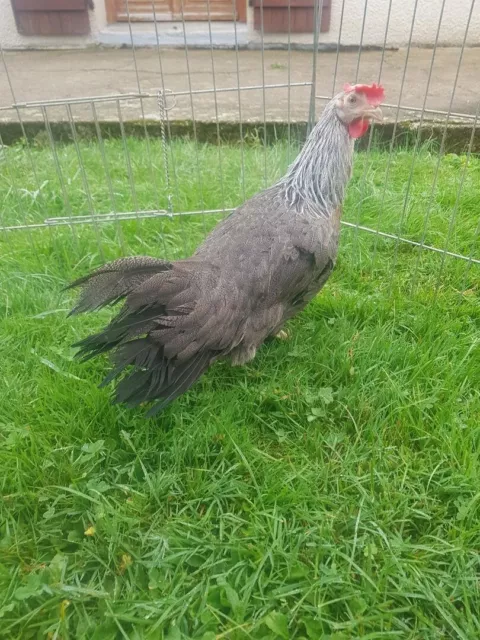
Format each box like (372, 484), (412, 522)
(274, 329), (290, 340)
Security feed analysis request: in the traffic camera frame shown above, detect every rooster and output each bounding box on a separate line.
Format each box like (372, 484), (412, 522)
(67, 82), (384, 416)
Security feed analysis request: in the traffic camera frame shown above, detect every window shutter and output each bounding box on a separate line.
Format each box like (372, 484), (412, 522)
(253, 0), (330, 34)
(10, 0), (91, 35)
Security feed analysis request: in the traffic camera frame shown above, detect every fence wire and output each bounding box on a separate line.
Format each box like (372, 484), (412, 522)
(1, 1), (479, 292)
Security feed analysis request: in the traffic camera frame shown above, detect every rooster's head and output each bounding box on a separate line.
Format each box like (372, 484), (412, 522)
(336, 83), (385, 139)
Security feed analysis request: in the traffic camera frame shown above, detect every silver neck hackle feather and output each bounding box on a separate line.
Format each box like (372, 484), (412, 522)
(279, 95), (354, 218)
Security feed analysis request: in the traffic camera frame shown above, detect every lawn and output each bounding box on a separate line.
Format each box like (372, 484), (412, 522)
(0, 137), (479, 639)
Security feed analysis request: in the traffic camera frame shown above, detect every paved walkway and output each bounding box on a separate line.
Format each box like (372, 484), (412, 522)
(0, 47), (479, 124)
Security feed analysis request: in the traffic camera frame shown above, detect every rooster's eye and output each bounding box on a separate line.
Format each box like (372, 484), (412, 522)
(348, 95), (357, 104)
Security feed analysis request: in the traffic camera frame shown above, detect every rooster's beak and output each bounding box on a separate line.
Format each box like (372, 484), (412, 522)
(368, 106), (383, 122)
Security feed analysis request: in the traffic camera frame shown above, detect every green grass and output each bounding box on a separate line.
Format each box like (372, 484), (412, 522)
(0, 138), (479, 639)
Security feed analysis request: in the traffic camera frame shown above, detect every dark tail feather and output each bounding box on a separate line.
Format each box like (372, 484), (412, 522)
(66, 257), (172, 315)
(97, 336), (210, 415)
(145, 351), (210, 416)
(66, 257), (212, 414)
(98, 338), (161, 388)
(72, 305), (167, 362)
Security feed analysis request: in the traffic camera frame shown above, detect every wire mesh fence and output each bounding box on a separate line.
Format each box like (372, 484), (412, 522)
(0, 0), (479, 294)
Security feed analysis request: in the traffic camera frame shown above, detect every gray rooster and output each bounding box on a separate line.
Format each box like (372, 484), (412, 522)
(67, 82), (384, 416)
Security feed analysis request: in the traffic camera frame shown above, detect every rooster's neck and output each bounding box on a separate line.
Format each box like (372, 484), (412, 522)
(280, 99), (355, 217)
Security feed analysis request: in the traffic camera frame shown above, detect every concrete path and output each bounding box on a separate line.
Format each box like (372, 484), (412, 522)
(0, 47), (479, 124)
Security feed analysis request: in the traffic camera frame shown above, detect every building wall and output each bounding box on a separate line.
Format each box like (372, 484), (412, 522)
(0, 0), (479, 49)
(323, 0), (480, 48)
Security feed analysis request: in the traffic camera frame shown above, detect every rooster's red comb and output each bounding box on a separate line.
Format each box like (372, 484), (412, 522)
(343, 82), (384, 107)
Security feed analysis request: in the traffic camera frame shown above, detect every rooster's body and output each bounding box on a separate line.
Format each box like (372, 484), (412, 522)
(68, 83), (384, 415)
